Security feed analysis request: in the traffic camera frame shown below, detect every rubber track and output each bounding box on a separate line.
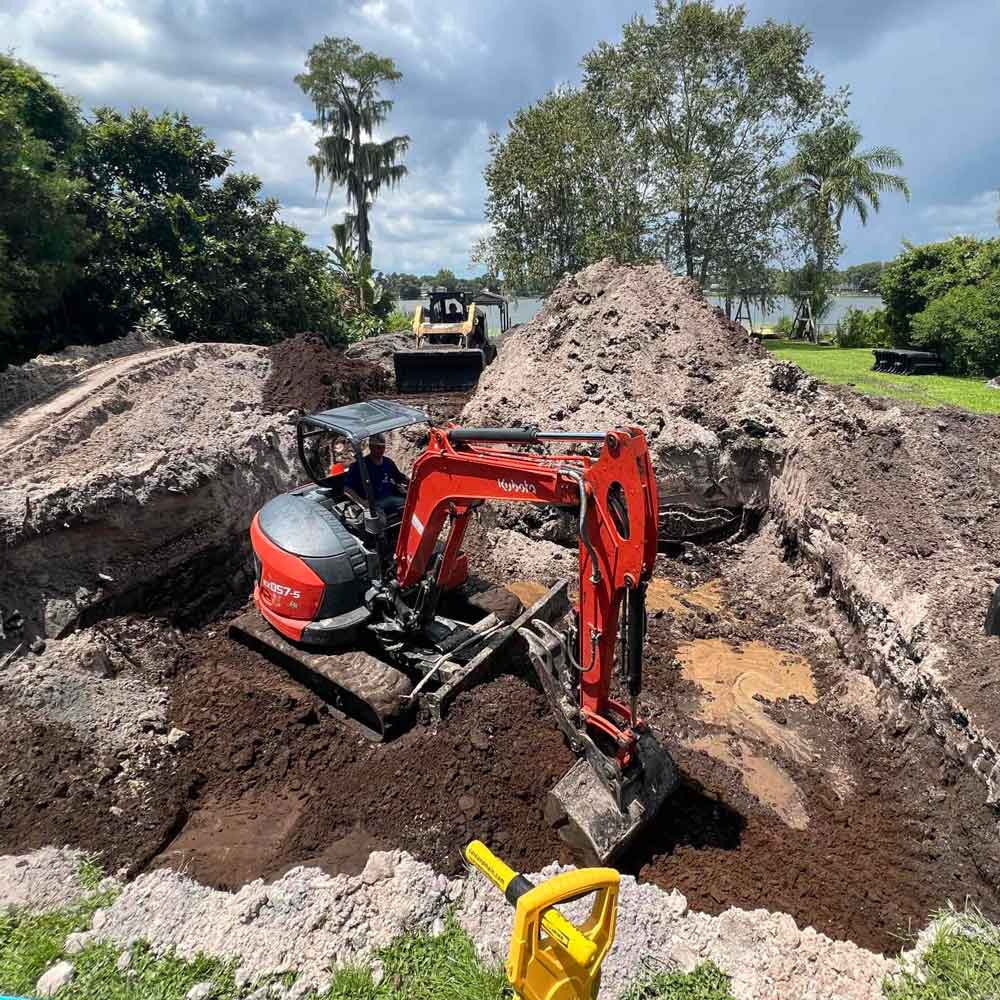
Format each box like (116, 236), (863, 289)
(229, 611), (414, 741)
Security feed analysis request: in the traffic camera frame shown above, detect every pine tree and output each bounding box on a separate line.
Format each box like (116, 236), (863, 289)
(296, 37), (409, 259)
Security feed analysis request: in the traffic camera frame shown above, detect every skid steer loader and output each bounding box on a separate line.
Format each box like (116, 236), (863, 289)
(393, 290), (498, 393)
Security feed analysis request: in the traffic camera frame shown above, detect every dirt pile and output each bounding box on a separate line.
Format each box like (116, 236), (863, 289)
(90, 851), (454, 993)
(0, 616), (190, 873)
(0, 330), (174, 417)
(463, 259), (782, 514)
(0, 627), (169, 756)
(0, 848), (92, 913)
(0, 341), (300, 651)
(154, 634), (575, 888)
(262, 334), (390, 414)
(463, 258), (1000, 813)
(344, 330), (414, 377)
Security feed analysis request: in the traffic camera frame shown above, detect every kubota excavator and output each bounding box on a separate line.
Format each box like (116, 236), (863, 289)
(230, 399), (677, 861)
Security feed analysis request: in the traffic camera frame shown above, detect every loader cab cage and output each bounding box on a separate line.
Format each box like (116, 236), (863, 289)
(423, 289), (511, 334)
(296, 400), (430, 495)
(428, 291), (469, 325)
(472, 288), (511, 334)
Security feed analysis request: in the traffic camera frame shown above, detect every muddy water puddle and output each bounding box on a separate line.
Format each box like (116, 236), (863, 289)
(646, 577), (723, 615)
(687, 734), (809, 829)
(677, 638), (817, 753)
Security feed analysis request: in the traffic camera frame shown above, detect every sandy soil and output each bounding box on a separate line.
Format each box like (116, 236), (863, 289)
(2, 261), (998, 965)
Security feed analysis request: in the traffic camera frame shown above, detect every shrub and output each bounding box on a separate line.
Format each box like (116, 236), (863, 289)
(834, 307), (891, 348)
(385, 309), (413, 333)
(880, 236), (1000, 346)
(774, 315), (794, 336)
(911, 280), (1000, 376)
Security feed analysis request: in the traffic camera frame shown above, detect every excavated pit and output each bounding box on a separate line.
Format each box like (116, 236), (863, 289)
(5, 538), (994, 955)
(2, 275), (999, 959)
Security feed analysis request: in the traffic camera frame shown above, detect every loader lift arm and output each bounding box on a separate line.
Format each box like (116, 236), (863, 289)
(387, 423), (665, 830)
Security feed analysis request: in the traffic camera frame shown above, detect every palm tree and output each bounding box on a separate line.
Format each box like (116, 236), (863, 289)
(784, 122), (910, 278)
(296, 37), (409, 260)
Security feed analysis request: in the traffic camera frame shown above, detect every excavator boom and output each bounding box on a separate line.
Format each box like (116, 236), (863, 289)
(392, 424), (676, 860)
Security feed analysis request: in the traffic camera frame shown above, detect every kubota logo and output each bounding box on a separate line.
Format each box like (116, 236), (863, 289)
(263, 578), (302, 599)
(497, 478), (537, 494)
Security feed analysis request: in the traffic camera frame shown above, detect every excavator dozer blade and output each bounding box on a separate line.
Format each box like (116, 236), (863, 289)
(228, 610), (414, 742)
(393, 349), (485, 394)
(545, 730), (679, 864)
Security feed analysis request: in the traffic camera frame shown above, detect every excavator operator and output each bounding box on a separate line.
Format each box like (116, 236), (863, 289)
(345, 433), (408, 517)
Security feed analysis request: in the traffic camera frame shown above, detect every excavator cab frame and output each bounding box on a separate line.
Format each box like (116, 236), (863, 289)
(295, 400), (431, 572)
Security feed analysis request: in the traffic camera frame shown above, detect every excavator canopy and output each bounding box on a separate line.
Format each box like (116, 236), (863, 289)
(299, 399), (429, 446)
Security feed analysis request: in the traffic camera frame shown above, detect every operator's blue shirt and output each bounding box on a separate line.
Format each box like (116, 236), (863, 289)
(345, 454), (404, 500)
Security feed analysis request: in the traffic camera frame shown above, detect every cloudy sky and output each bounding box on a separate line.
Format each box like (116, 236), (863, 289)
(3, 0), (998, 275)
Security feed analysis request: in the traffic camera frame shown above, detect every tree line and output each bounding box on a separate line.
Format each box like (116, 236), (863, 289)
(1, 32), (434, 369)
(0, 55), (357, 370)
(474, 0), (909, 312)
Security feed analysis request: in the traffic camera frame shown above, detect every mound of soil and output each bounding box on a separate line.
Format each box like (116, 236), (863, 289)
(345, 330), (414, 378)
(0, 711), (186, 876)
(1, 342), (297, 649)
(463, 258), (1000, 812)
(463, 259), (776, 513)
(263, 334), (390, 414)
(0, 329), (173, 418)
(152, 628), (575, 887)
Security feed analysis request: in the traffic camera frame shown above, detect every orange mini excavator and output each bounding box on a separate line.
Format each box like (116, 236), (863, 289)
(231, 400), (677, 860)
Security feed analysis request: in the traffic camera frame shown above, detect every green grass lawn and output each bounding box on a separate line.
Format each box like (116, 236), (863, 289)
(1, 863), (994, 1000)
(883, 905), (1000, 1000)
(763, 339), (1000, 415)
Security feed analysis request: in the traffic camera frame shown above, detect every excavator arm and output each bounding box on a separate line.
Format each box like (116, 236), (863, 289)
(390, 424), (674, 859)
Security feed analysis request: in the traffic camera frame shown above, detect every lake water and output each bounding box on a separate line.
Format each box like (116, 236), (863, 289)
(398, 293), (882, 332)
(709, 294), (883, 331)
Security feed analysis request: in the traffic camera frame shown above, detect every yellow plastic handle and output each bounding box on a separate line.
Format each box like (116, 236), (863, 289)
(465, 840), (598, 968)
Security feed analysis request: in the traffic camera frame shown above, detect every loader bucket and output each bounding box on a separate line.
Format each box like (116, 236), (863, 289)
(393, 348), (486, 393)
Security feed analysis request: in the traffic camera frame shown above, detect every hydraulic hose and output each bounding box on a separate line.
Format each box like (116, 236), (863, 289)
(448, 427), (606, 445)
(625, 584), (645, 723)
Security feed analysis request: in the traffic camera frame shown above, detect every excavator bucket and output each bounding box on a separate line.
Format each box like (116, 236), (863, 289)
(393, 348), (486, 393)
(545, 730), (678, 864)
(519, 617), (679, 864)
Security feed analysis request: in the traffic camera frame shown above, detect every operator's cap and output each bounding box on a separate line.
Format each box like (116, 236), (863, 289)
(370, 433), (387, 446)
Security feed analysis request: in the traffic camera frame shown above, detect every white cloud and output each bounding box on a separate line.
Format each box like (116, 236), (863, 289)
(4, 0), (1000, 275)
(921, 191), (1000, 240)
(221, 115), (317, 188)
